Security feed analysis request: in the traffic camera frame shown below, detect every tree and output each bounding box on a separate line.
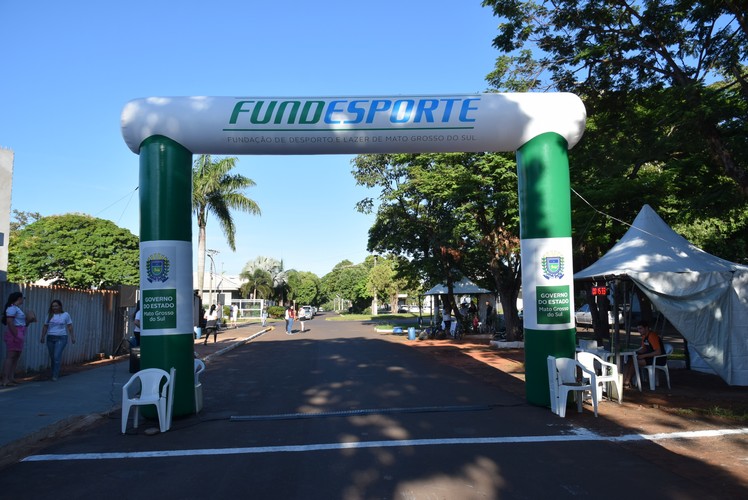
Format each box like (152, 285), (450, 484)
(241, 256), (289, 302)
(9, 210), (42, 234)
(320, 260), (372, 312)
(482, 0), (748, 193)
(481, 0), (748, 338)
(286, 270), (321, 306)
(193, 154), (261, 298)
(239, 268), (273, 299)
(352, 153), (465, 295)
(352, 152), (525, 339)
(8, 214), (139, 288)
(367, 255), (409, 313)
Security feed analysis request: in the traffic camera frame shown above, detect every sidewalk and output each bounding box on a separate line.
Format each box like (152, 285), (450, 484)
(0, 320), (274, 469)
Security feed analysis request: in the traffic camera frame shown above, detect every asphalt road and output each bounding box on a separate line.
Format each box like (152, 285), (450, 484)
(0, 314), (728, 499)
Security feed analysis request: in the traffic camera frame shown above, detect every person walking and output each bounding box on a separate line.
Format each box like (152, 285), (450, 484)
(39, 299), (75, 381)
(261, 306), (268, 327)
(285, 304), (295, 334)
(203, 304), (219, 345)
(2, 292), (37, 386)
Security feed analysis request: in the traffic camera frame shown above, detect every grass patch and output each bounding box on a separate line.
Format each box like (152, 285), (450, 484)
(705, 405), (748, 421)
(326, 313), (421, 331)
(672, 405), (748, 424)
(326, 313), (419, 322)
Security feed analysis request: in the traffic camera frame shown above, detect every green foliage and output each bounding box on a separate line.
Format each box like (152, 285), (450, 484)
(240, 267), (273, 299)
(267, 305), (285, 318)
(319, 260), (372, 312)
(192, 155), (261, 250)
(367, 256), (409, 310)
(351, 152), (525, 338)
(481, 0), (748, 264)
(193, 154), (261, 295)
(8, 213), (140, 288)
(241, 256), (289, 302)
(286, 270), (321, 305)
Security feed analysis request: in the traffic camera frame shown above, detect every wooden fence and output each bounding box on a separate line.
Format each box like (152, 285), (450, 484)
(0, 283), (136, 375)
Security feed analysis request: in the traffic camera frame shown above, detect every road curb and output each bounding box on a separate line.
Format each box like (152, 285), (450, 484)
(0, 413), (108, 470)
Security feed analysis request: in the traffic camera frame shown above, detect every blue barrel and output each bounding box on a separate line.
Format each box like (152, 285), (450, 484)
(408, 327), (416, 340)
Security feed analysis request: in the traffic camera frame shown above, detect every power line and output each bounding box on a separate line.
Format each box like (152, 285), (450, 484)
(93, 186), (139, 224)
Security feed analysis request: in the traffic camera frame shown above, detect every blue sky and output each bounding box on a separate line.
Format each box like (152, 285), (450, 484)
(1, 0), (500, 278)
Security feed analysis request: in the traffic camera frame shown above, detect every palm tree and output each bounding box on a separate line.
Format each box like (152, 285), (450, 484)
(193, 154), (261, 298)
(240, 268), (273, 299)
(241, 256), (289, 303)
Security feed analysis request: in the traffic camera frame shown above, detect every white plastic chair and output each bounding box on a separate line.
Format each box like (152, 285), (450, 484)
(641, 343), (673, 390)
(548, 356), (598, 417)
(121, 368), (173, 434)
(194, 359), (206, 413)
(577, 351), (622, 404)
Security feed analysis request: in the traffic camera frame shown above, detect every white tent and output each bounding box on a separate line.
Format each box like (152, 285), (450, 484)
(574, 205), (748, 385)
(424, 277), (491, 296)
(424, 277), (494, 328)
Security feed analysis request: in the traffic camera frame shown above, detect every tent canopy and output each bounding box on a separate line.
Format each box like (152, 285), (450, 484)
(424, 277), (491, 296)
(575, 205), (748, 385)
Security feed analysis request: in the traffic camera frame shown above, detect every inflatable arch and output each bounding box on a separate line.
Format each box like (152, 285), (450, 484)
(121, 93), (587, 414)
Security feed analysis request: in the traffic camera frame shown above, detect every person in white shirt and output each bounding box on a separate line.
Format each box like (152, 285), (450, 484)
(230, 304), (238, 328)
(40, 299), (75, 381)
(203, 305), (219, 344)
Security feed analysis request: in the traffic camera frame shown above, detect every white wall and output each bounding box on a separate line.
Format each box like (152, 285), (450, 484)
(0, 148), (13, 282)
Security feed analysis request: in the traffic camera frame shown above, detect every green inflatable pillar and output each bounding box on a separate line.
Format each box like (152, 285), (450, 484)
(516, 132), (576, 407)
(139, 135), (196, 416)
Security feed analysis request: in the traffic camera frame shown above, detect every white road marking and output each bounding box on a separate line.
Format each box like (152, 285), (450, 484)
(22, 427), (748, 462)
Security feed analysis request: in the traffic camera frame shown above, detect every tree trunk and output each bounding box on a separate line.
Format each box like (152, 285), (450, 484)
(497, 285), (520, 340)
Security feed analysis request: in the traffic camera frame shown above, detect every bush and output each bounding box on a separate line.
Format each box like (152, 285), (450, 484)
(268, 305), (286, 318)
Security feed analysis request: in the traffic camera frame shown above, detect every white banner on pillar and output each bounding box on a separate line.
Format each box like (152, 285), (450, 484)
(139, 240), (192, 335)
(520, 237), (575, 330)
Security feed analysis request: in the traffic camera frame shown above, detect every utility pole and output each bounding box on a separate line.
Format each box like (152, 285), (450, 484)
(207, 249), (219, 306)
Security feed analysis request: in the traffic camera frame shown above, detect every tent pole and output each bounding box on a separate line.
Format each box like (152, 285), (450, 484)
(611, 279), (619, 360)
(625, 282), (632, 349)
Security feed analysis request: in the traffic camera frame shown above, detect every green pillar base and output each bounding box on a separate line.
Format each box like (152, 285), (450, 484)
(141, 333), (196, 416)
(524, 328), (576, 407)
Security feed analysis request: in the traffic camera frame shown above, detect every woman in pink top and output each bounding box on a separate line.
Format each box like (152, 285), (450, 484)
(2, 292), (37, 386)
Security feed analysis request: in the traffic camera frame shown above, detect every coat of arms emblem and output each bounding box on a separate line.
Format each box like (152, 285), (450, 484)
(541, 253), (564, 280)
(146, 253), (170, 283)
